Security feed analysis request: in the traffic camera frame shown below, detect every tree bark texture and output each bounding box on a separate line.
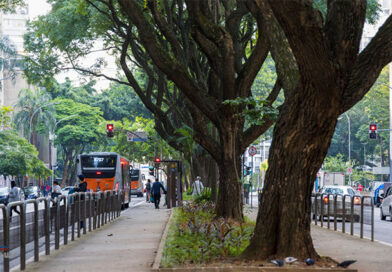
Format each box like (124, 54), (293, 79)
(243, 0), (392, 260)
(244, 81), (338, 259)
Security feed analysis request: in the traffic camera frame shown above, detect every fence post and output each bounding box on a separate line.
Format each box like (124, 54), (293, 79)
(55, 198), (60, 249)
(360, 196), (364, 239)
(71, 194), (75, 241)
(350, 196), (354, 236)
(320, 194), (324, 227)
(45, 197), (51, 255)
(19, 202), (26, 270)
(89, 192), (92, 232)
(27, 199), (40, 262)
(371, 198), (374, 242)
(314, 194), (318, 226)
(77, 193), (81, 238)
(83, 192), (87, 235)
(2, 204), (9, 272)
(333, 194), (338, 231)
(62, 196), (68, 245)
(327, 194), (331, 229)
(342, 195), (346, 234)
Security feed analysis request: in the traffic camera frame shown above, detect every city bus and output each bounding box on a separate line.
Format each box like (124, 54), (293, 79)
(130, 168), (143, 197)
(77, 152), (131, 208)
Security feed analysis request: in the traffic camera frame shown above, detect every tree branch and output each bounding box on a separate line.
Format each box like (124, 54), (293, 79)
(118, 0), (220, 125)
(242, 79), (281, 148)
(343, 14), (392, 112)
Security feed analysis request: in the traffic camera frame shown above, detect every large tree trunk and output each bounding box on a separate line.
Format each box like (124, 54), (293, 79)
(243, 83), (339, 259)
(215, 124), (243, 220)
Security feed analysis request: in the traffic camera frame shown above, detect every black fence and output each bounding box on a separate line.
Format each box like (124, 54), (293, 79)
(0, 190), (123, 272)
(311, 193), (374, 241)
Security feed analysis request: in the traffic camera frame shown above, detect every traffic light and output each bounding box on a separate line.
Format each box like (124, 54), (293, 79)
(107, 124), (114, 138)
(154, 157), (161, 163)
(369, 124), (377, 139)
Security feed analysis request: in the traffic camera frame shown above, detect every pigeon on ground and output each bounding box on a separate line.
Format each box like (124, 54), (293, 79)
(305, 258), (315, 265)
(270, 259), (284, 267)
(338, 260), (357, 268)
(284, 257), (297, 264)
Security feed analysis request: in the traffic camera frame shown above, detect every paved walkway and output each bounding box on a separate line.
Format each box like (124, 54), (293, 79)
(20, 202), (170, 272)
(17, 203), (392, 272)
(245, 206), (392, 272)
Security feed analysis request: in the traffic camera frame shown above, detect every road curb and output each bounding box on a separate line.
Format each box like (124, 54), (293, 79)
(152, 207), (173, 270)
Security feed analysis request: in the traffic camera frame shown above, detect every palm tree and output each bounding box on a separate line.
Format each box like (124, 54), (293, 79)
(13, 88), (56, 147)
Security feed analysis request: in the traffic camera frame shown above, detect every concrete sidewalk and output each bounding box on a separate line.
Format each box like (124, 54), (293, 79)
(20, 202), (170, 272)
(312, 225), (392, 272)
(245, 206), (392, 272)
(19, 203), (391, 272)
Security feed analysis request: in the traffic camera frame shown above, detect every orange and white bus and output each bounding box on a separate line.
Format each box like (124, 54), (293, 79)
(129, 168), (144, 197)
(77, 152), (131, 208)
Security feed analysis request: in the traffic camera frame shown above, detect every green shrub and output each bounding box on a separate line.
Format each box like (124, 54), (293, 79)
(194, 187), (212, 203)
(162, 202), (254, 267)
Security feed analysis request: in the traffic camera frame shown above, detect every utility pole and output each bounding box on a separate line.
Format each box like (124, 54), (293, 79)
(362, 143), (367, 187)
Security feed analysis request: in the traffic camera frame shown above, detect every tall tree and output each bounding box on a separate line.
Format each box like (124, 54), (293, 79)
(242, 0), (392, 260)
(23, 0), (281, 219)
(13, 88), (56, 146)
(54, 98), (104, 185)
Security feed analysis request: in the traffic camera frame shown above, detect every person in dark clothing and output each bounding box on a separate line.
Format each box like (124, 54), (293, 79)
(75, 174), (87, 229)
(76, 175), (87, 193)
(151, 178), (166, 209)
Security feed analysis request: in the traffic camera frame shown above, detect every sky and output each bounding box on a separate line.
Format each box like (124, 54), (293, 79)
(28, 0), (51, 20)
(27, 0), (116, 90)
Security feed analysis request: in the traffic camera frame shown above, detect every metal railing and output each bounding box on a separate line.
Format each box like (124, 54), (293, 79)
(311, 193), (374, 241)
(0, 190), (123, 272)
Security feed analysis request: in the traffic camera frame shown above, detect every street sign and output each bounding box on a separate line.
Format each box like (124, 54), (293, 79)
(373, 167), (390, 175)
(347, 167), (352, 174)
(248, 146), (257, 156)
(127, 131), (147, 142)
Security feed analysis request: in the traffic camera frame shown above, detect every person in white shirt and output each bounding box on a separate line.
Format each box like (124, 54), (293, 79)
(8, 181), (21, 217)
(51, 181), (62, 199)
(192, 176), (204, 196)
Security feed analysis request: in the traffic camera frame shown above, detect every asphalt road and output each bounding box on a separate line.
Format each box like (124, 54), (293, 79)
(247, 193), (392, 245)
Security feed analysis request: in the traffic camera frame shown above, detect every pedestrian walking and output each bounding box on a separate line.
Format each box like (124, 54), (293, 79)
(151, 178), (166, 209)
(145, 179), (152, 202)
(75, 174), (87, 229)
(8, 181), (21, 218)
(192, 176), (204, 196)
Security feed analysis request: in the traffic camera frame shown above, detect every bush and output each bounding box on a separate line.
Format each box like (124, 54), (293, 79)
(194, 187), (212, 203)
(162, 201), (254, 267)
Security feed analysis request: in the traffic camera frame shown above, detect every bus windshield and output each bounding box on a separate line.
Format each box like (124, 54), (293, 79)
(81, 155), (117, 169)
(129, 169), (140, 181)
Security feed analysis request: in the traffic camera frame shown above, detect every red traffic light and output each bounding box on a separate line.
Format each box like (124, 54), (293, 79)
(106, 124), (114, 138)
(369, 124), (377, 131)
(154, 157), (161, 163)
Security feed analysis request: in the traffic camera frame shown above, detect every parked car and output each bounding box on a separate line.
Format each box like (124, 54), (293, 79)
(380, 186), (392, 220)
(22, 186), (40, 200)
(0, 187), (9, 205)
(313, 185), (361, 222)
(61, 186), (75, 196)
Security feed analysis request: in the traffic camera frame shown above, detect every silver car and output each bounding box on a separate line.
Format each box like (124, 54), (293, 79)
(380, 186), (392, 220)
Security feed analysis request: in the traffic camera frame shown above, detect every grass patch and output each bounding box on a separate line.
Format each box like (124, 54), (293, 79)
(161, 201), (255, 268)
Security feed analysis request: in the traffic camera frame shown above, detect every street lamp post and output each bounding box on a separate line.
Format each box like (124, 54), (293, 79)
(49, 114), (79, 183)
(339, 113), (351, 186)
(28, 101), (59, 143)
(375, 81), (392, 182)
(362, 142), (367, 187)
